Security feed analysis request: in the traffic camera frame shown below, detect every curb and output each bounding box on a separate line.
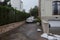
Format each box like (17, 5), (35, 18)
(0, 21), (25, 34)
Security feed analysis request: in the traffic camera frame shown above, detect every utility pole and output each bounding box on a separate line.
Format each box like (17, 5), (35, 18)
(38, 0), (41, 18)
(38, 0), (42, 27)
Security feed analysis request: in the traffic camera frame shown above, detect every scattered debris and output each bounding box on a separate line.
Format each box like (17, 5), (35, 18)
(37, 28), (41, 32)
(36, 22), (40, 25)
(54, 35), (60, 40)
(41, 33), (60, 40)
(48, 36), (56, 40)
(41, 33), (48, 39)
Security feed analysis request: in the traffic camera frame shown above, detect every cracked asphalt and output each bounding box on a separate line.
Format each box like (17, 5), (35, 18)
(0, 23), (47, 40)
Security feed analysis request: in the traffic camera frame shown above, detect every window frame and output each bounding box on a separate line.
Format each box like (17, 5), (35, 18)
(53, 1), (60, 15)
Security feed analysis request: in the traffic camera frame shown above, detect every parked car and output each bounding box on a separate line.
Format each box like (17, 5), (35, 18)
(26, 16), (37, 23)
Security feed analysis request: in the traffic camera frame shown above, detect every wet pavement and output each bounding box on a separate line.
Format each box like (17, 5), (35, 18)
(0, 23), (47, 40)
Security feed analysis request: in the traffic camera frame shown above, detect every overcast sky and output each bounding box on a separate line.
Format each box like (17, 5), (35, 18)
(22, 0), (38, 12)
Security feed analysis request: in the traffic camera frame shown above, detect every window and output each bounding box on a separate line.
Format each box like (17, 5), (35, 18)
(53, 1), (60, 15)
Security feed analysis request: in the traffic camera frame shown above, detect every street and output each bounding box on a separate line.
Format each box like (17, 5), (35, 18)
(0, 23), (47, 40)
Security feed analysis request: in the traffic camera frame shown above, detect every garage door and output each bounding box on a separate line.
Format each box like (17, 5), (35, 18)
(48, 21), (60, 27)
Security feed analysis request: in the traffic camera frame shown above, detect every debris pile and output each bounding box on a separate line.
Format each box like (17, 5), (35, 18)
(41, 33), (60, 40)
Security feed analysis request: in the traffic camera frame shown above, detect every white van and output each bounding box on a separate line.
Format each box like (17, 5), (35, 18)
(26, 16), (36, 23)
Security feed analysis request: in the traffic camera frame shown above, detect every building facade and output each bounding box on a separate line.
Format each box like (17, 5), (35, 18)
(11, 0), (23, 11)
(40, 0), (60, 33)
(41, 0), (60, 17)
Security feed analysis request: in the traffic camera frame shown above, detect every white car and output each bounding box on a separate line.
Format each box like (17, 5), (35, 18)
(26, 16), (35, 23)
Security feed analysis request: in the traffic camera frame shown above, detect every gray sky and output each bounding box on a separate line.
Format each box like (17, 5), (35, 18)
(22, 0), (38, 12)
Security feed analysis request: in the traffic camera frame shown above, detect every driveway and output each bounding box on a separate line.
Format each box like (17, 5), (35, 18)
(0, 23), (47, 40)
